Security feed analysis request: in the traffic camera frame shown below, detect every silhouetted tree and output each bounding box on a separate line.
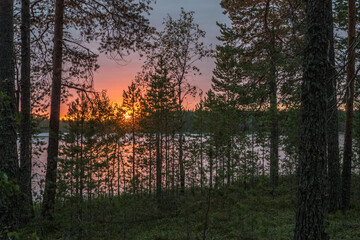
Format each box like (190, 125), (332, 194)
(19, 0), (34, 222)
(122, 82), (142, 193)
(0, 0), (20, 232)
(342, 0), (356, 211)
(42, 0), (65, 221)
(294, 0), (329, 239)
(326, 0), (341, 213)
(148, 9), (210, 194)
(42, 0), (154, 219)
(141, 56), (177, 203)
(219, 0), (304, 188)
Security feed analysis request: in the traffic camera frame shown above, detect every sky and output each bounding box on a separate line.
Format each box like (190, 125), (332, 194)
(63, 0), (230, 115)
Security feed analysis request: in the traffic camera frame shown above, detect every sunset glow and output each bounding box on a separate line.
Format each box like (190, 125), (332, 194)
(124, 112), (132, 120)
(58, 1), (229, 118)
(4, 0), (352, 238)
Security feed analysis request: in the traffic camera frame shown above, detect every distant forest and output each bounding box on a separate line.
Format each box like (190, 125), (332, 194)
(38, 110), (349, 134)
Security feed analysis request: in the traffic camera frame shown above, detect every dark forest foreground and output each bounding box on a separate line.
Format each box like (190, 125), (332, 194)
(18, 176), (360, 240)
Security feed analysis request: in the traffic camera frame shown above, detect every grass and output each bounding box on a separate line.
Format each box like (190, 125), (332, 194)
(20, 176), (360, 239)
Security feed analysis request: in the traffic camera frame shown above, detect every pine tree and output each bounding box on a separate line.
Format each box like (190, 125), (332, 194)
(0, 0), (20, 231)
(147, 9), (210, 194)
(42, 0), (65, 220)
(19, 0), (34, 222)
(294, 0), (329, 238)
(142, 57), (177, 204)
(219, 0), (304, 188)
(122, 82), (142, 194)
(342, 0), (356, 211)
(42, 0), (154, 219)
(326, 0), (341, 212)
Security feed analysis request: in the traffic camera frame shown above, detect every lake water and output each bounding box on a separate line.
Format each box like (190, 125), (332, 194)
(31, 133), (346, 200)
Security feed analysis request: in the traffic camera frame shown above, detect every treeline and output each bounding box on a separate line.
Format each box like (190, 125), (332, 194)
(36, 109), (348, 134)
(187, 110), (347, 134)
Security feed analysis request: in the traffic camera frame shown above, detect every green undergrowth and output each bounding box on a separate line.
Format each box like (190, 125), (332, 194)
(21, 177), (360, 239)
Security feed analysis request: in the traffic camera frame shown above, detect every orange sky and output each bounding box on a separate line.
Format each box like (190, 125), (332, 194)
(60, 0), (230, 117)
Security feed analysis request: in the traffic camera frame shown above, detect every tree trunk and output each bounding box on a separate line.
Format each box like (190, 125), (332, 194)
(0, 0), (19, 230)
(265, 2), (279, 189)
(342, 0), (356, 211)
(171, 133), (175, 192)
(269, 55), (279, 188)
(209, 146), (213, 190)
(326, 0), (341, 213)
(165, 117), (169, 190)
(42, 0), (65, 220)
(156, 131), (162, 203)
(117, 144), (121, 196)
(227, 140), (231, 187)
(200, 131), (203, 193)
(149, 134), (152, 194)
(294, 0), (329, 239)
(20, 0), (34, 222)
(132, 112), (136, 194)
(178, 85), (185, 194)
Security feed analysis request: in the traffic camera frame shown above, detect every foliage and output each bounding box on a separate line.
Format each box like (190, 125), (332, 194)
(0, 172), (20, 238)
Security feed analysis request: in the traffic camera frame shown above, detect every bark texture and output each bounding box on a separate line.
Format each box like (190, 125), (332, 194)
(325, 0), (341, 213)
(20, 0), (34, 222)
(342, 0), (356, 211)
(0, 0), (20, 230)
(42, 0), (65, 220)
(294, 0), (329, 239)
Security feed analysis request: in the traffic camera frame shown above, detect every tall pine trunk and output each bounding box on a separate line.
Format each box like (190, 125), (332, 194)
(0, 0), (19, 230)
(342, 0), (356, 211)
(294, 0), (329, 239)
(20, 0), (34, 222)
(265, 1), (279, 189)
(269, 54), (279, 188)
(149, 134), (152, 194)
(178, 84), (185, 194)
(156, 131), (162, 203)
(326, 0), (341, 212)
(42, 0), (65, 220)
(132, 109), (136, 194)
(200, 131), (204, 193)
(179, 130), (185, 193)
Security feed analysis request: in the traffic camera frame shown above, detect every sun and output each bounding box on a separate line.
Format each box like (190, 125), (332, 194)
(124, 112), (132, 120)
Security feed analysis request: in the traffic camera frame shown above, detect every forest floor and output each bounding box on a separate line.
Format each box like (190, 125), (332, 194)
(22, 176), (360, 240)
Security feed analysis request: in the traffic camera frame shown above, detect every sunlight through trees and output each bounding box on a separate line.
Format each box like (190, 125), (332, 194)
(1, 0), (360, 239)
